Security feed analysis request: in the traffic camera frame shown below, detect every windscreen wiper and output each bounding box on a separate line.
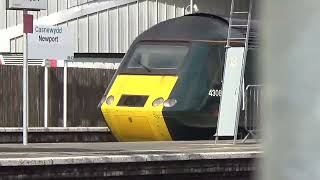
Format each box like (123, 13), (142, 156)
(137, 61), (152, 72)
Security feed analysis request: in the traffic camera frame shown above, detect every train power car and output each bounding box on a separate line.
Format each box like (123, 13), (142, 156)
(98, 13), (258, 141)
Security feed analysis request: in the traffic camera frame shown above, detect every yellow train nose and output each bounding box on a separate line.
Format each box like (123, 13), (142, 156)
(101, 106), (171, 141)
(100, 75), (178, 141)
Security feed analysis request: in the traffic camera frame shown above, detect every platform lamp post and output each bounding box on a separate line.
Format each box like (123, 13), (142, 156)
(6, 0), (48, 145)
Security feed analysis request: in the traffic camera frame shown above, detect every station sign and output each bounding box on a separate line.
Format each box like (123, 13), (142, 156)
(28, 25), (74, 60)
(7, 0), (47, 11)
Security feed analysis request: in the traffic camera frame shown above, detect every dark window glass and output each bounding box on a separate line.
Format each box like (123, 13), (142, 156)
(127, 44), (189, 70)
(206, 46), (225, 84)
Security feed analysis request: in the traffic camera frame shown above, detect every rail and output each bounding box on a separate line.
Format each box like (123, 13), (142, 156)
(243, 85), (263, 142)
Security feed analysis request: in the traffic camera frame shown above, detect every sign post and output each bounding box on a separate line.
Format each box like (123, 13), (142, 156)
(22, 10), (29, 145)
(21, 10), (33, 145)
(7, 0), (47, 146)
(7, 0), (52, 145)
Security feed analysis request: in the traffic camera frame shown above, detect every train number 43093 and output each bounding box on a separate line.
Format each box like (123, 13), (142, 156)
(208, 89), (222, 97)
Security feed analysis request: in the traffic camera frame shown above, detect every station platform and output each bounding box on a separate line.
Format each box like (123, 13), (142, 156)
(0, 127), (115, 143)
(0, 140), (261, 179)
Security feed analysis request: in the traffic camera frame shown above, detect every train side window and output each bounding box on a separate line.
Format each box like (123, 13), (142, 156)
(217, 47), (225, 82)
(206, 46), (225, 84)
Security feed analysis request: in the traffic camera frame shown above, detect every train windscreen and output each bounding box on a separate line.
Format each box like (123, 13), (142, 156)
(126, 44), (189, 73)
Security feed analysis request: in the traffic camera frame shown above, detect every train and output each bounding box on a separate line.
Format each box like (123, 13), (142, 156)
(98, 13), (259, 141)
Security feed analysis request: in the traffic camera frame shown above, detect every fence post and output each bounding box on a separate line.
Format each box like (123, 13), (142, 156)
(63, 60), (67, 128)
(44, 65), (48, 128)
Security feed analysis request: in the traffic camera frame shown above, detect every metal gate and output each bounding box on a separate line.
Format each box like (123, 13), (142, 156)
(243, 85), (262, 141)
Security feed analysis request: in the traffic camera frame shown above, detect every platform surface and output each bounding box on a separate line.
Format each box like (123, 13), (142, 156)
(0, 140), (261, 166)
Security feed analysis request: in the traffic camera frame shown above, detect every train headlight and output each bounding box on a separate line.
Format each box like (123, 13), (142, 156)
(163, 98), (177, 107)
(106, 95), (114, 105)
(152, 97), (164, 107)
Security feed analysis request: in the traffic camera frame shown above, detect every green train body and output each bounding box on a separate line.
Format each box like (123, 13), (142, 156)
(99, 13), (258, 141)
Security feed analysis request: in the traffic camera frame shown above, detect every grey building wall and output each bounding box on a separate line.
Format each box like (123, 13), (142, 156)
(0, 0), (253, 54)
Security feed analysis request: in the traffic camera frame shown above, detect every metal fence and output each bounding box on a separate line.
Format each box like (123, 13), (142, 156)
(243, 85), (262, 141)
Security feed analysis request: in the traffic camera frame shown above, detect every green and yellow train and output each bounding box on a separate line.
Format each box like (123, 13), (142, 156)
(98, 13), (258, 141)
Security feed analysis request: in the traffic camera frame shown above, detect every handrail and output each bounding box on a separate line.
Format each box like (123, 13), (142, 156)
(245, 84), (263, 91)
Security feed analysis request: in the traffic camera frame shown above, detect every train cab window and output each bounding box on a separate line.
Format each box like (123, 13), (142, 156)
(127, 44), (189, 71)
(206, 46), (225, 84)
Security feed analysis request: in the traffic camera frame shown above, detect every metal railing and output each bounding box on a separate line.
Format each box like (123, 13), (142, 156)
(243, 85), (263, 142)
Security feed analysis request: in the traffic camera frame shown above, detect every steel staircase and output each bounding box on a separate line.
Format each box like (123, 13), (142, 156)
(226, 0), (253, 49)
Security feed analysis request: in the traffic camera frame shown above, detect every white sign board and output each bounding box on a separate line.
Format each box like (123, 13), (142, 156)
(28, 25), (74, 60)
(7, 0), (47, 10)
(216, 47), (245, 136)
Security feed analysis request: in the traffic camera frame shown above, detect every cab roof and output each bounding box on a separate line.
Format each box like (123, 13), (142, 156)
(133, 13), (258, 47)
(134, 13), (240, 43)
